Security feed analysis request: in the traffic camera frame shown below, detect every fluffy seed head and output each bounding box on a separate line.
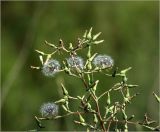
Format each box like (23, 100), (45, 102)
(93, 55), (114, 68)
(42, 59), (60, 77)
(40, 102), (58, 118)
(67, 56), (84, 69)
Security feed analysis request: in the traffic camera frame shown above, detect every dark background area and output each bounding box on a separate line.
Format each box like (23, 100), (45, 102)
(1, 1), (159, 131)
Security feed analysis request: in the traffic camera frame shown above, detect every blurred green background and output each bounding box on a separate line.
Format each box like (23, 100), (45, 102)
(1, 1), (159, 131)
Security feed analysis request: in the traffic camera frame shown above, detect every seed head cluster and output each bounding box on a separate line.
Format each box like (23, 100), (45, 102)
(41, 55), (114, 77)
(67, 56), (84, 69)
(42, 59), (60, 77)
(93, 55), (114, 68)
(40, 102), (58, 118)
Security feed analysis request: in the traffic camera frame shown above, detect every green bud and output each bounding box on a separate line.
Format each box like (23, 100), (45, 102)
(93, 32), (101, 40)
(92, 80), (99, 91)
(69, 43), (73, 50)
(153, 92), (160, 103)
(126, 88), (130, 98)
(104, 106), (109, 118)
(30, 66), (40, 70)
(122, 109), (127, 120)
(120, 67), (132, 75)
(93, 40), (104, 45)
(123, 76), (128, 83)
(88, 53), (97, 62)
(106, 92), (111, 105)
(83, 30), (88, 38)
(113, 86), (122, 91)
(93, 114), (98, 124)
(45, 54), (52, 63)
(63, 95), (68, 101)
(77, 96), (82, 100)
(55, 99), (66, 104)
(39, 55), (44, 65)
(78, 113), (85, 123)
(124, 124), (128, 132)
(62, 105), (68, 111)
(81, 122), (87, 126)
(35, 49), (45, 55)
(68, 96), (77, 100)
(112, 83), (121, 90)
(86, 103), (91, 110)
(108, 106), (114, 113)
(44, 40), (57, 48)
(87, 27), (92, 39)
(87, 62), (92, 70)
(105, 106), (109, 114)
(65, 100), (69, 110)
(61, 83), (68, 95)
(127, 84), (138, 88)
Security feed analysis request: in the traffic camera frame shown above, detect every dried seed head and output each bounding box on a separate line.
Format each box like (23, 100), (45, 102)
(40, 102), (58, 118)
(67, 56), (84, 69)
(93, 55), (114, 68)
(42, 59), (60, 77)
